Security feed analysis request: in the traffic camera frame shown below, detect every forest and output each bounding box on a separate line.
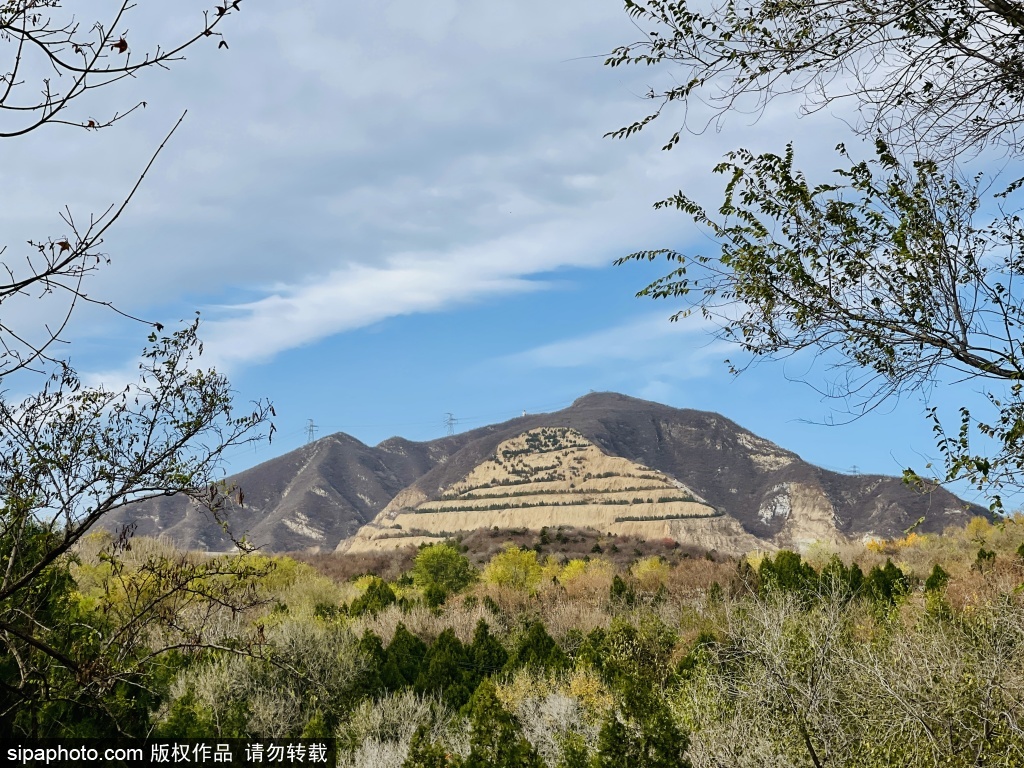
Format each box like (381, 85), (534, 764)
(4, 518), (1024, 768)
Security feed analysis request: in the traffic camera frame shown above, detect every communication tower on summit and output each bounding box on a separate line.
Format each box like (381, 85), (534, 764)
(306, 419), (318, 444)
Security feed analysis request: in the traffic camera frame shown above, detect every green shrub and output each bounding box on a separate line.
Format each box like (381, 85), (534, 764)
(924, 563), (951, 593)
(412, 544), (476, 602)
(349, 577), (397, 617)
(505, 621), (567, 674)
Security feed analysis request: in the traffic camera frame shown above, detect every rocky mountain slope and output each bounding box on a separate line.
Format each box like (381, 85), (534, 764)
(346, 426), (766, 554)
(105, 392), (987, 554)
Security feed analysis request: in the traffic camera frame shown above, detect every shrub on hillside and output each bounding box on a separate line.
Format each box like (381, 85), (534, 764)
(349, 578), (398, 617)
(413, 544), (476, 606)
(482, 545), (543, 593)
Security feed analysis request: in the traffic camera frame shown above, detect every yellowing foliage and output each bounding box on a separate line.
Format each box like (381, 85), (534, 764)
(632, 556), (670, 591)
(564, 668), (614, 722)
(744, 550), (768, 571)
(495, 667), (613, 726)
(895, 532), (926, 549)
(540, 555), (562, 586)
(482, 545), (543, 593)
(558, 558), (613, 585)
(559, 559), (590, 583)
(966, 516), (993, 543)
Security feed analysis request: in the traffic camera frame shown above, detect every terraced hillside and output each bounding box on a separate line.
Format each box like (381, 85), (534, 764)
(345, 427), (766, 553)
(111, 392), (988, 553)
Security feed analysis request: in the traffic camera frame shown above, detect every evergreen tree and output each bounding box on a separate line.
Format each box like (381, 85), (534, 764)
(403, 724), (455, 768)
(975, 547), (997, 574)
(354, 630), (386, 698)
(865, 560), (909, 606)
(557, 734), (589, 768)
(468, 619), (508, 688)
(924, 564), (950, 593)
(505, 621), (566, 674)
(349, 577), (398, 617)
(575, 628), (607, 673)
(609, 574), (636, 606)
(416, 629), (473, 711)
(594, 682), (690, 768)
(462, 680), (544, 768)
(383, 624), (427, 690)
(758, 550), (818, 599)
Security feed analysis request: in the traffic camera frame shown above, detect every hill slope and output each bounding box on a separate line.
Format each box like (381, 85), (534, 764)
(105, 392), (986, 553)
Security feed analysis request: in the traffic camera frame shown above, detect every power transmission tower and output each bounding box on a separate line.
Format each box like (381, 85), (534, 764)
(444, 412), (458, 436)
(306, 419), (318, 444)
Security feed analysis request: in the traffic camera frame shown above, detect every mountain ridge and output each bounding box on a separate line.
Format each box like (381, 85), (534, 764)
(105, 392), (987, 553)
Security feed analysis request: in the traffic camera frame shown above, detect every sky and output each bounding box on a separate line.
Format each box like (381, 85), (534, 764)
(0, 0), (1014, 509)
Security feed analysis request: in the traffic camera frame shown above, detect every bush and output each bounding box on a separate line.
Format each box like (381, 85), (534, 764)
(975, 547), (997, 574)
(349, 578), (398, 618)
(412, 545), (477, 603)
(758, 550), (818, 598)
(609, 575), (636, 606)
(482, 546), (542, 593)
(864, 559), (909, 606)
(924, 563), (950, 593)
(505, 621), (567, 674)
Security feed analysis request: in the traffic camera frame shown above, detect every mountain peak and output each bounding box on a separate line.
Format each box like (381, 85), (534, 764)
(108, 394), (988, 553)
(570, 391), (657, 409)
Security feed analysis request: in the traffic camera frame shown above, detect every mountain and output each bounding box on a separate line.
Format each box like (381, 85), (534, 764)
(104, 392), (987, 554)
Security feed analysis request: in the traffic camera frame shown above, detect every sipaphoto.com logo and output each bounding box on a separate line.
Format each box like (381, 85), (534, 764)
(6, 743), (143, 766)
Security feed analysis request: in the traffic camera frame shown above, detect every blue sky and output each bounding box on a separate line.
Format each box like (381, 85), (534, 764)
(0, 0), (1012, 509)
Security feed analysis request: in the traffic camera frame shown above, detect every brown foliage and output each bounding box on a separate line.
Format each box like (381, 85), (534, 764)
(290, 548), (419, 583)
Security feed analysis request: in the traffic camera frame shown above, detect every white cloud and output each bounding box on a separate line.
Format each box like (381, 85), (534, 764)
(196, 190), (666, 368)
(0, 0), (850, 386)
(501, 313), (732, 375)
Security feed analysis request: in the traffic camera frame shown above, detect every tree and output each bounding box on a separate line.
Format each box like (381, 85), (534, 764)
(382, 624), (428, 691)
(415, 629), (473, 711)
(592, 619), (690, 768)
(606, 1), (1024, 508)
(156, 618), (370, 738)
(593, 687), (690, 768)
(462, 680), (545, 768)
(619, 141), (1024, 506)
(1, 322), (272, 735)
(924, 563), (951, 593)
(864, 559), (910, 606)
(505, 621), (567, 675)
(482, 545), (543, 593)
(759, 550), (819, 600)
(413, 544), (476, 606)
(403, 724), (454, 768)
(606, 0), (1024, 155)
(467, 619), (508, 688)
(0, 0), (273, 735)
(349, 577), (398, 617)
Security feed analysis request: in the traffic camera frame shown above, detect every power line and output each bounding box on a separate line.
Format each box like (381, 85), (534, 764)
(306, 418), (319, 444)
